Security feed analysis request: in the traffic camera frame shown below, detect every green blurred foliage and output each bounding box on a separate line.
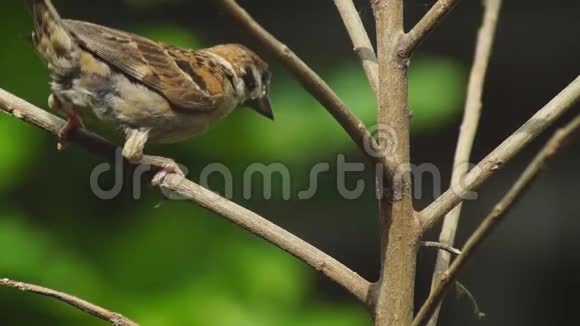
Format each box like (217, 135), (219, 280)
(0, 0), (464, 325)
(409, 56), (465, 131)
(0, 118), (42, 192)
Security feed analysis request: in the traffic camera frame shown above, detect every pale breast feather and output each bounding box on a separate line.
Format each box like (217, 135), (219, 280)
(63, 19), (220, 112)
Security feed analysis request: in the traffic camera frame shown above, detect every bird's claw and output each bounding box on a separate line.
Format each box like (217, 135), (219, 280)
(57, 113), (83, 151)
(151, 160), (185, 187)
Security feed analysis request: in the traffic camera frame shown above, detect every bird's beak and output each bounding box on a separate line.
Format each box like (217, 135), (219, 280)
(248, 97), (274, 120)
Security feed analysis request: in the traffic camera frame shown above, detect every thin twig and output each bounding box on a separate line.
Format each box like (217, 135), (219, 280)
(334, 0), (379, 94)
(0, 88), (372, 304)
(400, 0), (461, 55)
(426, 1), (502, 324)
(421, 241), (462, 255)
(455, 282), (486, 320)
(414, 116), (580, 326)
(420, 75), (580, 232)
(0, 278), (139, 326)
(216, 0), (389, 169)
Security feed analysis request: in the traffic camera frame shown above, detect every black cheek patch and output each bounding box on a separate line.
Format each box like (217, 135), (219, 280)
(242, 67), (257, 94)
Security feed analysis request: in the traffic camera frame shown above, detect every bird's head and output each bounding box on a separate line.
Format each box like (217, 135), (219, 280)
(207, 44), (273, 120)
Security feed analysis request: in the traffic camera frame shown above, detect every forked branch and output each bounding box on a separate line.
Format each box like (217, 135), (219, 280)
(0, 88), (372, 304)
(216, 0), (390, 170)
(401, 0), (462, 55)
(420, 76), (580, 232)
(414, 115), (580, 326)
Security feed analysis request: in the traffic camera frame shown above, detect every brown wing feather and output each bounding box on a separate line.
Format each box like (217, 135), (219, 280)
(63, 19), (219, 112)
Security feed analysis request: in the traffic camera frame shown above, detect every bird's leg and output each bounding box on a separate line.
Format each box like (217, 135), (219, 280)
(49, 94), (84, 150)
(122, 128), (150, 163)
(123, 128), (185, 187)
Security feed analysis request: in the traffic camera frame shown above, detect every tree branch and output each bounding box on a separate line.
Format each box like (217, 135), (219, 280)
(216, 0), (389, 169)
(414, 115), (580, 326)
(420, 75), (580, 232)
(421, 241), (462, 256)
(400, 0), (461, 55)
(0, 88), (372, 304)
(0, 278), (139, 326)
(160, 174), (372, 303)
(334, 0), (379, 94)
(372, 1), (420, 325)
(426, 1), (502, 324)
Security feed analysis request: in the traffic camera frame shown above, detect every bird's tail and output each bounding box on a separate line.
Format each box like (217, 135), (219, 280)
(27, 0), (80, 74)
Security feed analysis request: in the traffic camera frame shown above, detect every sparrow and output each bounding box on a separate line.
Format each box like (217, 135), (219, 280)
(27, 0), (273, 181)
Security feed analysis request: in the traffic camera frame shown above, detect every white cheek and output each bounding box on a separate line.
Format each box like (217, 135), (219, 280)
(235, 77), (246, 99)
(252, 68), (262, 99)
